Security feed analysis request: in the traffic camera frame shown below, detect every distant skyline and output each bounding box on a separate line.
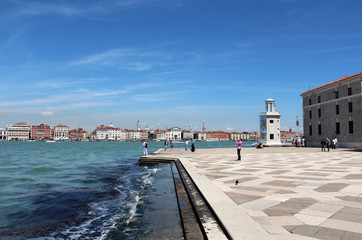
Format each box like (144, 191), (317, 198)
(1, 0), (361, 132)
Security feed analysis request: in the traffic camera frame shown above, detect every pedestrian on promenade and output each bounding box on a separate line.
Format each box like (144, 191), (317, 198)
(326, 138), (331, 152)
(333, 137), (338, 149)
(321, 138), (326, 152)
(191, 142), (195, 152)
(185, 140), (188, 150)
(235, 139), (242, 161)
(142, 140), (148, 155)
(170, 140), (173, 150)
(164, 140), (168, 150)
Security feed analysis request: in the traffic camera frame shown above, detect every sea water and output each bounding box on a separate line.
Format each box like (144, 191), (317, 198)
(0, 140), (255, 239)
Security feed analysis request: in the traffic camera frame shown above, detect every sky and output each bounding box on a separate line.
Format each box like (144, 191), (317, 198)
(0, 0), (361, 132)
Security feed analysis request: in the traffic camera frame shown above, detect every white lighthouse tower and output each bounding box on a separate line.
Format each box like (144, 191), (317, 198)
(259, 99), (282, 146)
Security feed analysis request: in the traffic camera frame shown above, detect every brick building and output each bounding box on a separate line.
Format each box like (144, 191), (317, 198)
(31, 124), (51, 140)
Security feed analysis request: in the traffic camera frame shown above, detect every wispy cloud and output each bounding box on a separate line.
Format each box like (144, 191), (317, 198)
(41, 111), (54, 116)
(6, 0), (184, 19)
(70, 48), (171, 71)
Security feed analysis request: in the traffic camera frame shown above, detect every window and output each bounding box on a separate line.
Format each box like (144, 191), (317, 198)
(348, 87), (352, 96)
(309, 125), (312, 136)
(309, 110), (312, 119)
(318, 96), (321, 103)
(336, 122), (340, 135)
(270, 134), (274, 140)
(349, 121), (354, 134)
(318, 124), (322, 135)
(318, 108), (321, 117)
(270, 120), (274, 123)
(336, 105), (339, 115)
(335, 91), (339, 99)
(308, 98), (311, 105)
(349, 102), (353, 112)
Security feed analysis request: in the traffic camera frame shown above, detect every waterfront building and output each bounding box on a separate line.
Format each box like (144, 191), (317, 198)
(194, 131), (207, 141)
(96, 124), (123, 141)
(54, 125), (69, 141)
(182, 130), (194, 141)
(166, 127), (182, 141)
(249, 131), (260, 141)
(230, 132), (250, 141)
(206, 131), (230, 141)
(0, 128), (7, 140)
(259, 99), (282, 146)
(31, 124), (51, 140)
(7, 122), (31, 141)
(300, 72), (362, 148)
(125, 129), (141, 141)
(69, 128), (87, 141)
(149, 129), (166, 141)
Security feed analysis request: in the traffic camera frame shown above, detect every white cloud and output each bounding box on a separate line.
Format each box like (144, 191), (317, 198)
(226, 127), (234, 131)
(41, 111), (54, 116)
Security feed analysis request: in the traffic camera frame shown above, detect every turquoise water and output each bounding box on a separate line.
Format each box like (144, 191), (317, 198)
(0, 140), (255, 239)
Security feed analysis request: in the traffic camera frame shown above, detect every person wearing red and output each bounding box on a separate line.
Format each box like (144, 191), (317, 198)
(235, 139), (243, 161)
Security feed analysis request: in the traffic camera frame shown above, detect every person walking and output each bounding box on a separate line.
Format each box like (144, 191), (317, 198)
(191, 142), (195, 152)
(321, 138), (326, 152)
(333, 137), (338, 149)
(170, 140), (173, 150)
(164, 140), (168, 150)
(185, 140), (188, 150)
(235, 139), (243, 161)
(326, 138), (331, 152)
(142, 140), (148, 155)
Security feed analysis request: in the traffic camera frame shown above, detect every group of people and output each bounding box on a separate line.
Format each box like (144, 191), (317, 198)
(292, 138), (306, 147)
(143, 139), (196, 155)
(164, 140), (195, 152)
(321, 137), (338, 152)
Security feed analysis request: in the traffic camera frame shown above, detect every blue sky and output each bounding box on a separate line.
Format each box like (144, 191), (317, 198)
(0, 0), (361, 132)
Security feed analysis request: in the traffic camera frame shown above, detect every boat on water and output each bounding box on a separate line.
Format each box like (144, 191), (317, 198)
(45, 140), (56, 143)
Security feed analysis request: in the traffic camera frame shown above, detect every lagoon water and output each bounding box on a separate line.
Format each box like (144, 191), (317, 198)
(0, 140), (255, 239)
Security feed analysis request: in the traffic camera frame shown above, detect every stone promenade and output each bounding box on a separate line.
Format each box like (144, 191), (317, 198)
(146, 147), (362, 240)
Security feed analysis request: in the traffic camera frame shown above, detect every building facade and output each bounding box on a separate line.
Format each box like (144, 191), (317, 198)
(194, 131), (207, 141)
(31, 124), (51, 140)
(69, 128), (87, 141)
(7, 122), (31, 141)
(54, 125), (69, 141)
(182, 130), (194, 141)
(0, 128), (7, 140)
(206, 131), (230, 141)
(166, 127), (182, 140)
(230, 132), (250, 141)
(96, 124), (124, 141)
(259, 99), (282, 146)
(301, 72), (362, 148)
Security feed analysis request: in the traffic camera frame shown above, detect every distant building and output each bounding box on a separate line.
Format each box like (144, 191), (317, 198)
(32, 124), (51, 140)
(230, 132), (250, 141)
(166, 127), (182, 140)
(125, 129), (141, 141)
(54, 125), (69, 141)
(206, 131), (230, 141)
(0, 128), (7, 140)
(96, 124), (124, 141)
(300, 72), (362, 148)
(182, 130), (194, 141)
(149, 129), (166, 141)
(259, 99), (282, 146)
(202, 120), (206, 132)
(194, 131), (207, 141)
(7, 122), (31, 141)
(249, 131), (260, 141)
(139, 130), (149, 140)
(69, 128), (87, 141)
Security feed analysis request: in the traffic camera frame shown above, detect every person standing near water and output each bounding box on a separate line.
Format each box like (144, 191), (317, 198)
(142, 140), (148, 155)
(235, 139), (242, 161)
(170, 140), (173, 150)
(164, 140), (168, 150)
(185, 140), (188, 150)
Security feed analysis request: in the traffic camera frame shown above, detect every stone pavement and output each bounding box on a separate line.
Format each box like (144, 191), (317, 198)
(148, 147), (362, 240)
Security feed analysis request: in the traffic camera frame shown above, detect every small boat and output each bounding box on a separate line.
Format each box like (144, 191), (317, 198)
(45, 140), (56, 143)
